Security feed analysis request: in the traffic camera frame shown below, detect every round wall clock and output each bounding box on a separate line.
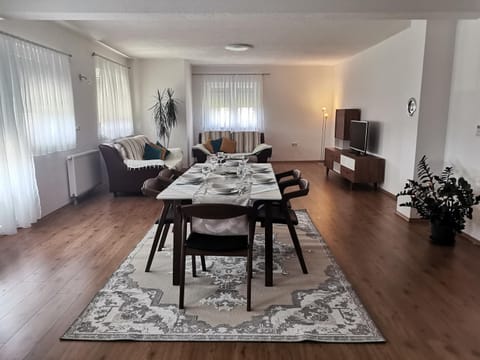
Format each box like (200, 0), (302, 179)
(407, 97), (417, 116)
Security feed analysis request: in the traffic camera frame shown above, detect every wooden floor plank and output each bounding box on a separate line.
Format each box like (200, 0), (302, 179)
(0, 162), (479, 360)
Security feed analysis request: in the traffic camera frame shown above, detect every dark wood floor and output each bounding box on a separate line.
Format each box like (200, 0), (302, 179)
(1, 162), (479, 360)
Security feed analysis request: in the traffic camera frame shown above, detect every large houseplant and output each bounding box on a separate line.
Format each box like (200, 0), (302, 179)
(397, 155), (480, 245)
(150, 88), (178, 147)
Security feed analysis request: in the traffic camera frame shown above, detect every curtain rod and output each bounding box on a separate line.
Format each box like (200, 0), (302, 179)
(192, 73), (270, 76)
(92, 52), (130, 69)
(0, 30), (72, 58)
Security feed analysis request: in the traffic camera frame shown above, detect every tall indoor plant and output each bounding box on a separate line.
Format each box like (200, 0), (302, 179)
(397, 156), (480, 245)
(150, 88), (178, 147)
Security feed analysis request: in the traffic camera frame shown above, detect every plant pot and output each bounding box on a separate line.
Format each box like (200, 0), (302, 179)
(430, 220), (456, 246)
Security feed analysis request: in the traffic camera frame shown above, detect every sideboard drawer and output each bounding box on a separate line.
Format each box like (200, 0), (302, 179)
(340, 155), (355, 170)
(340, 166), (355, 182)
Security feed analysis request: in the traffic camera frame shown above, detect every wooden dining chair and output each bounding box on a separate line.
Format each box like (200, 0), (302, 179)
(142, 169), (206, 273)
(256, 178), (310, 274)
(179, 204), (256, 311)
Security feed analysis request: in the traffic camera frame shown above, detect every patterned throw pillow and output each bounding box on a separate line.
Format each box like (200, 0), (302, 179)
(220, 137), (236, 153)
(143, 143), (166, 160)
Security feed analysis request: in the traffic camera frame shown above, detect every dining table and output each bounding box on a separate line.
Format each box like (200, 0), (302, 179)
(157, 161), (282, 287)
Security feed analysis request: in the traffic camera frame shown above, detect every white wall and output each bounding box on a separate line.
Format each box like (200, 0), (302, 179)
(192, 65), (334, 161)
(0, 20), (129, 216)
(334, 20), (427, 198)
(414, 20), (457, 174)
(445, 19), (480, 240)
(131, 59), (188, 166)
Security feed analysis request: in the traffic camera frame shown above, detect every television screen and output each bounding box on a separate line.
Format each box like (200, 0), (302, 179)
(350, 120), (368, 154)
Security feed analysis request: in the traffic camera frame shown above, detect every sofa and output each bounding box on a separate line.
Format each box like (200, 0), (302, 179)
(192, 131), (272, 163)
(99, 135), (183, 195)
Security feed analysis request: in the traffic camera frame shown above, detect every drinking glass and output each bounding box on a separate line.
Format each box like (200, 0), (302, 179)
(201, 164), (211, 178)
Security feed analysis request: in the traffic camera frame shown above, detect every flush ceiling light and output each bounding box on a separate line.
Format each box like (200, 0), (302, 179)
(225, 43), (254, 52)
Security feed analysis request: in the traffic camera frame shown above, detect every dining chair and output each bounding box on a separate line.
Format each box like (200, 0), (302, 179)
(179, 204), (256, 311)
(275, 169), (302, 190)
(142, 169), (207, 273)
(256, 178), (310, 274)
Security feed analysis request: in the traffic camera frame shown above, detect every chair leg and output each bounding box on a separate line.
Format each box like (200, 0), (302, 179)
(285, 217), (308, 274)
(145, 206), (169, 272)
(179, 247), (186, 310)
(246, 250), (252, 311)
(157, 223), (171, 251)
(200, 256), (207, 272)
(191, 255), (197, 277)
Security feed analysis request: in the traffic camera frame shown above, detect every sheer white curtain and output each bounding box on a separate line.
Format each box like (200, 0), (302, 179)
(0, 35), (41, 235)
(14, 39), (76, 156)
(201, 75), (264, 131)
(95, 56), (133, 140)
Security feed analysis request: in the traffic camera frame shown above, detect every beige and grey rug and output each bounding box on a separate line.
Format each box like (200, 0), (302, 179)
(62, 210), (384, 342)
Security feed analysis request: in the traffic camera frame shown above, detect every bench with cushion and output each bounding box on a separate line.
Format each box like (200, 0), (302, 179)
(99, 135), (183, 195)
(192, 131), (272, 163)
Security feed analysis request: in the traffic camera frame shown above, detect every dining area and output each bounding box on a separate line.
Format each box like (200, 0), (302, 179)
(142, 154), (310, 311)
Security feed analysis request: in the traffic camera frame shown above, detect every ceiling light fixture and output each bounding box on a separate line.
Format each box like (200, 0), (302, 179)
(225, 43), (254, 52)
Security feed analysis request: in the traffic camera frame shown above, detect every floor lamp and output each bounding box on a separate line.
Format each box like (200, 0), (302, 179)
(321, 107), (328, 160)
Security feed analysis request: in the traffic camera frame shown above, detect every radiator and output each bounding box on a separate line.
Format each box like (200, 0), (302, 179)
(66, 149), (102, 202)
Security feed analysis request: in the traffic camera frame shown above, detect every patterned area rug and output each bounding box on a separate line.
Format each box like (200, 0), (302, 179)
(62, 210), (384, 342)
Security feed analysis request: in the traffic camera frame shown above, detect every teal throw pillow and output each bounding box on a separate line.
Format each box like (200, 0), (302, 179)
(210, 138), (223, 153)
(156, 141), (171, 156)
(143, 143), (163, 160)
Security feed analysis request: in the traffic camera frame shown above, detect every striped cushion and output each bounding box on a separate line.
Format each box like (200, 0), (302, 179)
(232, 132), (262, 153)
(115, 135), (149, 160)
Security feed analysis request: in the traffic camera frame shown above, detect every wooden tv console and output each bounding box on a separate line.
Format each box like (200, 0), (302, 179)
(324, 147), (385, 189)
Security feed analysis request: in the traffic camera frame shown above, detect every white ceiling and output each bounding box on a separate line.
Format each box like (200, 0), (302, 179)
(66, 16), (410, 65)
(2, 0), (479, 65)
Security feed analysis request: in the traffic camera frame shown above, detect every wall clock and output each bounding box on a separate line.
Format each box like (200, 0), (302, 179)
(407, 97), (417, 116)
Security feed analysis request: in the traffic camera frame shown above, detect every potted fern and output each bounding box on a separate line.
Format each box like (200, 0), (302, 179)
(397, 156), (480, 245)
(150, 88), (178, 147)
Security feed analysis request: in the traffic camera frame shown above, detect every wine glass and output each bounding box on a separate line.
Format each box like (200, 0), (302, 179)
(201, 164), (211, 178)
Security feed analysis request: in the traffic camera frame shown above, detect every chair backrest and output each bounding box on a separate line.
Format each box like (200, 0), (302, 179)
(281, 178), (310, 207)
(278, 169), (302, 194)
(181, 204), (254, 236)
(141, 168), (175, 197)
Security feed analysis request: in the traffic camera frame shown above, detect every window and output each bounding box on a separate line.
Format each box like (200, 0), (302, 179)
(95, 56), (133, 140)
(0, 32), (78, 234)
(14, 37), (76, 155)
(201, 75), (264, 131)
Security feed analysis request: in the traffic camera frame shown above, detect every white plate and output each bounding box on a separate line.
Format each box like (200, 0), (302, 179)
(211, 188), (239, 195)
(252, 167), (270, 173)
(177, 174), (203, 184)
(252, 174), (276, 184)
(210, 183), (239, 193)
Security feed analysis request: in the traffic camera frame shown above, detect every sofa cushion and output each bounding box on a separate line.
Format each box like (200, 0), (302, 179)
(220, 137), (236, 153)
(202, 140), (214, 153)
(155, 141), (171, 157)
(210, 138), (223, 153)
(143, 143), (165, 160)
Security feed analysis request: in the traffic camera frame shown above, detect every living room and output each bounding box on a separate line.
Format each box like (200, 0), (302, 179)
(1, 1), (480, 359)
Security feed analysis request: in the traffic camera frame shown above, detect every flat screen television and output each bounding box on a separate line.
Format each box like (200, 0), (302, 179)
(349, 120), (369, 155)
